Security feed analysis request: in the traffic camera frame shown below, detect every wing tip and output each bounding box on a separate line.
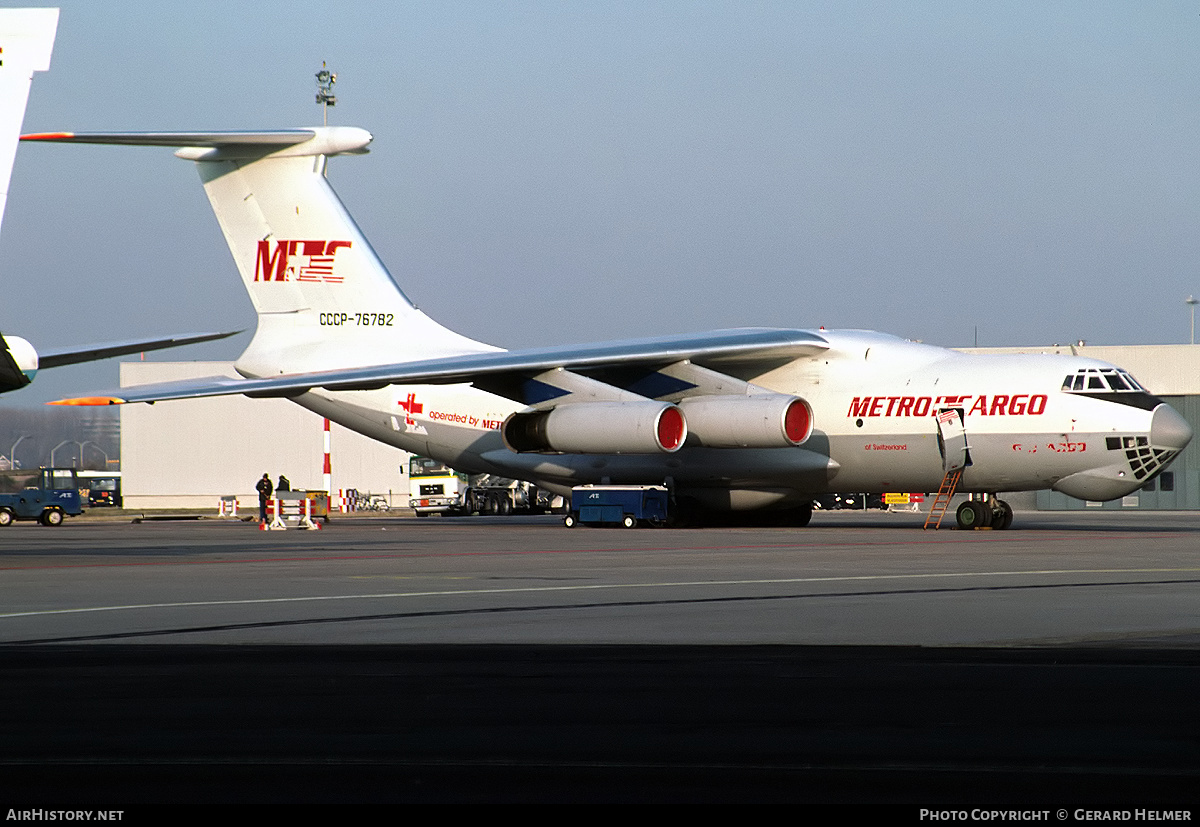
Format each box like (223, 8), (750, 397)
(47, 396), (126, 406)
(20, 132), (74, 142)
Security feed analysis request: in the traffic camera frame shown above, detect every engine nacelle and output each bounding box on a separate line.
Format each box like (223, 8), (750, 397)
(503, 401), (687, 454)
(0, 334), (37, 391)
(678, 394), (812, 448)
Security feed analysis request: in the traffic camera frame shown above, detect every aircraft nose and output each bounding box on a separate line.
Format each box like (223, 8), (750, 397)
(1151, 403), (1193, 451)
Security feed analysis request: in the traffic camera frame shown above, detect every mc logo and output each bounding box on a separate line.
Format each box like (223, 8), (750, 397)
(255, 239), (352, 283)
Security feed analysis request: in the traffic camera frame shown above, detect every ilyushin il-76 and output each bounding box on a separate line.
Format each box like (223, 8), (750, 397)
(25, 126), (1192, 529)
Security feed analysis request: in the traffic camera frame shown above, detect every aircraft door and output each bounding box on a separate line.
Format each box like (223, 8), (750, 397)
(935, 408), (970, 474)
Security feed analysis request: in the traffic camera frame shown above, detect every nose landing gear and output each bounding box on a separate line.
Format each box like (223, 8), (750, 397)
(955, 495), (1013, 530)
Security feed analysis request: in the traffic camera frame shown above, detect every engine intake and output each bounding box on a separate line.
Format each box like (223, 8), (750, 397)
(503, 401), (686, 454)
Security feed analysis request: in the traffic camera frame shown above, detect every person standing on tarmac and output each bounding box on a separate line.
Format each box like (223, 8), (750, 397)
(256, 473), (273, 523)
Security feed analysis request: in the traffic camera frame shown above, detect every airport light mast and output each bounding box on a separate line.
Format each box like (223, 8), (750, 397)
(315, 62), (338, 480)
(315, 62), (336, 126)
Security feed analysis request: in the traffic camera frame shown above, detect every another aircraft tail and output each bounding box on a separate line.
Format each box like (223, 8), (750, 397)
(20, 128), (497, 377)
(0, 9), (58, 391)
(0, 8), (58, 228)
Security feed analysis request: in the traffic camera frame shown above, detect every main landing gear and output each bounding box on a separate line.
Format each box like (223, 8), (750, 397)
(955, 495), (1013, 531)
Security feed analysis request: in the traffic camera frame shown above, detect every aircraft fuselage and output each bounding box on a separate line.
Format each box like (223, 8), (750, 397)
(285, 330), (1189, 509)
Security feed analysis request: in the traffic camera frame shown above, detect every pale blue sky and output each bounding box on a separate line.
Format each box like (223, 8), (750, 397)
(2, 1), (1199, 405)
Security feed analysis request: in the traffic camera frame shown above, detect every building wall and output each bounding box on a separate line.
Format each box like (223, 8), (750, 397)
(121, 362), (411, 509)
(960, 343), (1200, 396)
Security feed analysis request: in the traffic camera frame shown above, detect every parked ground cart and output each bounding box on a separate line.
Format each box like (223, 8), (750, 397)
(565, 484), (669, 528)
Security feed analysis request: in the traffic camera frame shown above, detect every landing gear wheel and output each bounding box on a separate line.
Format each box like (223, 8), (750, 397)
(40, 509), (64, 527)
(0, 508), (12, 527)
(955, 501), (990, 530)
(994, 499), (1014, 530)
(791, 502), (814, 528)
(621, 514), (637, 529)
(563, 514), (577, 528)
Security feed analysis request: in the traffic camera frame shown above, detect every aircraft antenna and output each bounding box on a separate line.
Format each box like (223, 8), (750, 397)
(315, 62), (337, 126)
(1187, 295), (1198, 345)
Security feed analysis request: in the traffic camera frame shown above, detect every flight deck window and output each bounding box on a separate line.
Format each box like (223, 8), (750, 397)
(1106, 372), (1130, 390)
(1064, 369), (1150, 395)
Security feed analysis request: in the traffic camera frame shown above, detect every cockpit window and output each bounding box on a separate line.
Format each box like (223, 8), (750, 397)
(1062, 368), (1147, 394)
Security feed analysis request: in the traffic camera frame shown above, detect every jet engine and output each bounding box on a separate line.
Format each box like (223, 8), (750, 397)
(0, 334), (38, 392)
(503, 401), (687, 454)
(678, 394), (812, 448)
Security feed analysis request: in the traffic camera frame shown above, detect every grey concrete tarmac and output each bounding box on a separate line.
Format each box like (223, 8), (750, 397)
(0, 510), (1196, 646)
(0, 511), (1197, 809)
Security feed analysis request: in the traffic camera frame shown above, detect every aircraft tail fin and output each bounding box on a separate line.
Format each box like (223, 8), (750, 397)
(0, 9), (58, 230)
(20, 128), (496, 377)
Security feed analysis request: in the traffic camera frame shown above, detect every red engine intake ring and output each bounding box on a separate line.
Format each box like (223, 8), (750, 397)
(656, 405), (686, 452)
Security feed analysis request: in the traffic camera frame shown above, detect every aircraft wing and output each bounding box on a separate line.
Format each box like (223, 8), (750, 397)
(37, 331), (240, 369)
(49, 328), (828, 406)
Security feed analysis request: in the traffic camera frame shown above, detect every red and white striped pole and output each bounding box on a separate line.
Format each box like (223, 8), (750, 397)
(323, 417), (332, 503)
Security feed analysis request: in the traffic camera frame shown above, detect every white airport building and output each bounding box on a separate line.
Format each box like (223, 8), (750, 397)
(120, 362), (411, 510)
(119, 344), (1200, 512)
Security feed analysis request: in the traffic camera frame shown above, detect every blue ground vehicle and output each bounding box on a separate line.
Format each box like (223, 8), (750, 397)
(0, 468), (82, 526)
(565, 484), (669, 528)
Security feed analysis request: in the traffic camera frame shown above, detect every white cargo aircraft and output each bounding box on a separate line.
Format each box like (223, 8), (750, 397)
(0, 9), (236, 396)
(24, 126), (1193, 528)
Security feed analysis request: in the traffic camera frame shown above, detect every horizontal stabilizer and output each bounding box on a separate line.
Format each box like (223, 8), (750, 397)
(22, 127), (372, 159)
(38, 330), (239, 369)
(50, 328), (828, 406)
(22, 130), (314, 146)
